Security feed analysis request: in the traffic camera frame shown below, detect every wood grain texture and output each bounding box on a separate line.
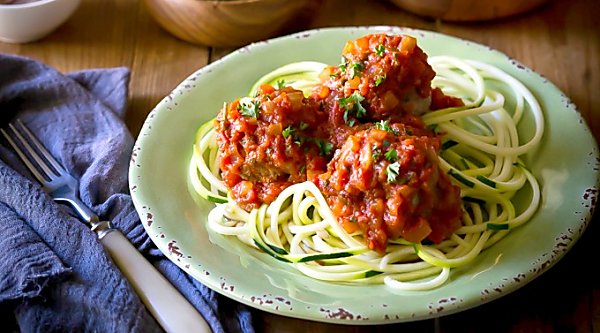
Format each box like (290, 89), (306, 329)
(388, 0), (549, 21)
(141, 0), (321, 47)
(1, 0), (598, 331)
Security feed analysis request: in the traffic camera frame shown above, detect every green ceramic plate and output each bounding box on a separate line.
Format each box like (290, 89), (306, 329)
(129, 26), (599, 324)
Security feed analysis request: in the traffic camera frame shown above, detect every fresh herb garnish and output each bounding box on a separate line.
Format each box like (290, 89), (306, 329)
(384, 148), (398, 161)
(299, 121), (309, 130)
(276, 79), (286, 89)
(375, 120), (395, 133)
(372, 147), (381, 160)
(375, 44), (385, 57)
(314, 138), (334, 156)
(386, 161), (401, 183)
(238, 99), (260, 118)
(339, 56), (348, 73)
(375, 75), (386, 86)
(349, 62), (364, 78)
(282, 125), (294, 138)
(339, 91), (366, 125)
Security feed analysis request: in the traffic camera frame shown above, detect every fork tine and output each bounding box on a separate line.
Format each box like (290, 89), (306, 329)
(1, 126), (47, 183)
(13, 119), (67, 174)
(0, 119), (64, 183)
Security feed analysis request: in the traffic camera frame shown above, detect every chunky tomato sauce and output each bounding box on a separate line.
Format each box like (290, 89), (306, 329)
(215, 33), (464, 251)
(215, 85), (329, 211)
(314, 126), (462, 252)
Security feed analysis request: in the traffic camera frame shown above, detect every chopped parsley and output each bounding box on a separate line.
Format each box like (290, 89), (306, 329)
(338, 57), (364, 78)
(276, 79), (286, 89)
(375, 75), (386, 86)
(339, 91), (367, 125)
(282, 125), (294, 138)
(384, 149), (398, 161)
(284, 122), (309, 139)
(386, 161), (401, 183)
(349, 62), (364, 78)
(375, 44), (385, 57)
(372, 146), (382, 160)
(314, 138), (334, 156)
(339, 56), (348, 73)
(375, 120), (395, 134)
(238, 99), (260, 118)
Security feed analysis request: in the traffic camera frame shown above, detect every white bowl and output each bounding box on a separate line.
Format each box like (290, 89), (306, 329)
(0, 0), (81, 43)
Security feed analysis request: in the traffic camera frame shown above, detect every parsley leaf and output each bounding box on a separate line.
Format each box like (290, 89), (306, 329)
(375, 44), (385, 57)
(375, 120), (392, 132)
(314, 138), (334, 156)
(299, 121), (309, 130)
(238, 99), (260, 118)
(339, 91), (366, 125)
(386, 162), (401, 183)
(282, 125), (294, 138)
(276, 79), (286, 89)
(339, 56), (348, 73)
(375, 119), (399, 135)
(349, 62), (364, 78)
(384, 149), (398, 161)
(372, 147), (381, 160)
(375, 75), (386, 86)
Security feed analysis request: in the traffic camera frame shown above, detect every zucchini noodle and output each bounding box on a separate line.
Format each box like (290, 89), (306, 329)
(189, 55), (543, 291)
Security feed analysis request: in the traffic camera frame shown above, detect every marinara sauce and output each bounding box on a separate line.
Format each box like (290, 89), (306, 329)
(215, 33), (464, 252)
(312, 33), (436, 128)
(215, 85), (330, 211)
(315, 125), (462, 252)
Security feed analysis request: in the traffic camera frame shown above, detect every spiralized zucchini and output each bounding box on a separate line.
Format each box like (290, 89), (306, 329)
(189, 55), (543, 291)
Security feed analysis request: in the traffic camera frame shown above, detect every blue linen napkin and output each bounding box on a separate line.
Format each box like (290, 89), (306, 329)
(0, 54), (254, 333)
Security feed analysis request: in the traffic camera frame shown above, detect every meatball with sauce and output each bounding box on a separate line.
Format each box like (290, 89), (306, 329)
(313, 34), (436, 126)
(315, 123), (462, 252)
(312, 34), (463, 131)
(215, 85), (331, 211)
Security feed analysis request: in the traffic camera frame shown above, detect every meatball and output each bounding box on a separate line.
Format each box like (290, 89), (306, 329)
(313, 33), (436, 127)
(315, 124), (462, 252)
(215, 85), (330, 210)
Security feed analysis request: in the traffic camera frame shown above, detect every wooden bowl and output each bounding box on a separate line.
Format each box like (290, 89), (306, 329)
(143, 0), (321, 47)
(388, 0), (549, 21)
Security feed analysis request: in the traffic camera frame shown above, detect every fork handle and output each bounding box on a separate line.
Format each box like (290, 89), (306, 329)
(99, 228), (212, 333)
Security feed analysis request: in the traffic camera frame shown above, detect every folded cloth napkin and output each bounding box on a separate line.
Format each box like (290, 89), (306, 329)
(0, 54), (254, 333)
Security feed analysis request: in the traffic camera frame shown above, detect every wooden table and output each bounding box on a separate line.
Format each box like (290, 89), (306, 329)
(2, 0), (598, 332)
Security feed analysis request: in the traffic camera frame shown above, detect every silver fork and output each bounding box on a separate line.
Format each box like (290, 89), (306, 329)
(1, 119), (211, 333)
(1, 120), (104, 233)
